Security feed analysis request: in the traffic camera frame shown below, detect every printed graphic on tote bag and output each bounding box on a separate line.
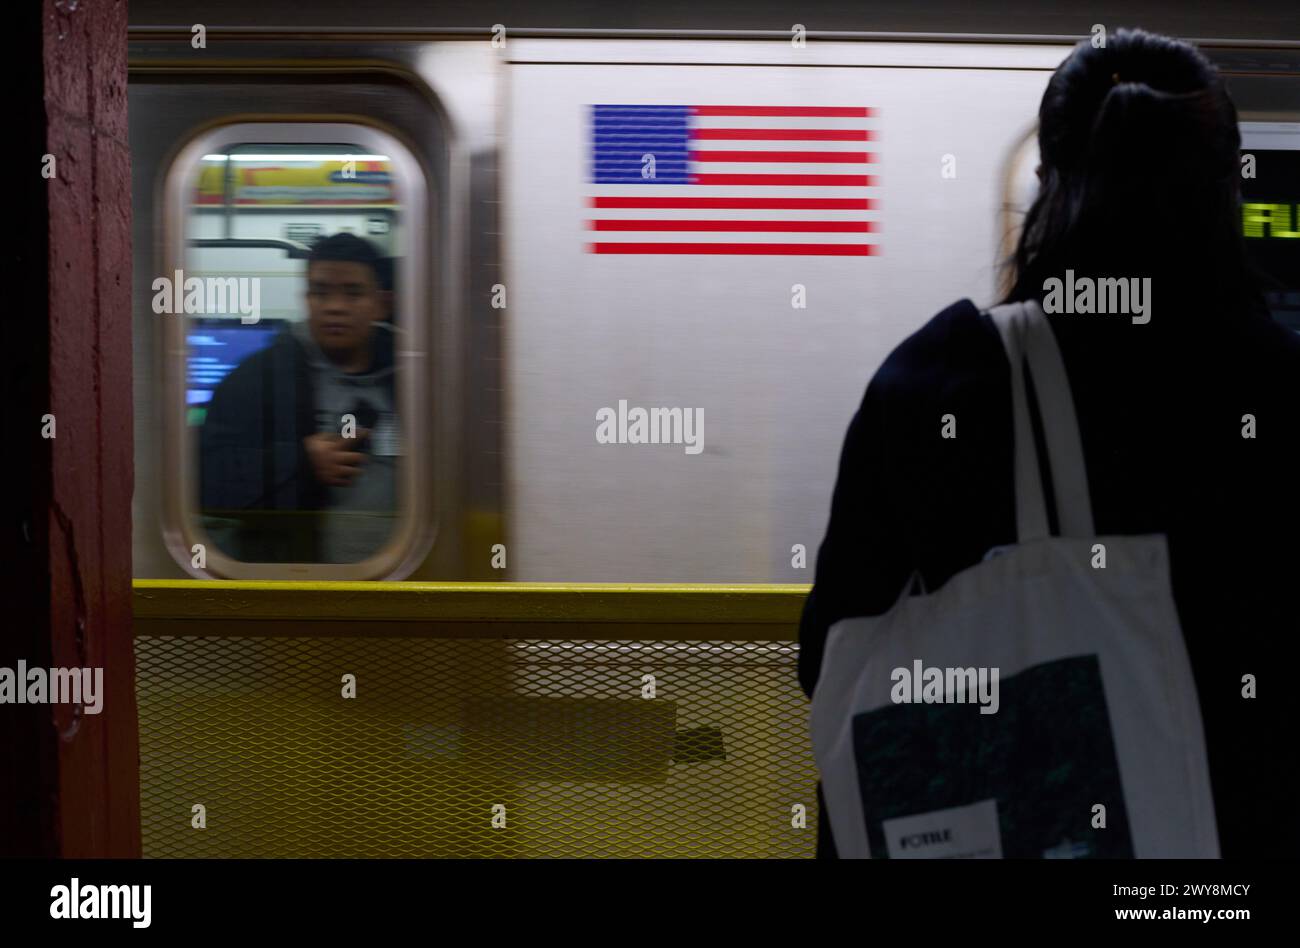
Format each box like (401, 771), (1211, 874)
(852, 655), (1135, 858)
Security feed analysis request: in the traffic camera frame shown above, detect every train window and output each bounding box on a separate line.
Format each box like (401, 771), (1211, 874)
(160, 124), (432, 578)
(1240, 123), (1300, 332)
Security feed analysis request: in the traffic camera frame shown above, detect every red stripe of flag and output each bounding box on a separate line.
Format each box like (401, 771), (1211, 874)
(692, 173), (873, 186)
(691, 150), (872, 163)
(692, 128), (870, 141)
(589, 196), (873, 209)
(689, 106), (873, 117)
(590, 242), (878, 256)
(589, 220), (875, 233)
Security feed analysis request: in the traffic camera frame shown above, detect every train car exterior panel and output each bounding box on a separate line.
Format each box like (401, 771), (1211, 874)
(503, 41), (1067, 580)
(127, 34), (1300, 582)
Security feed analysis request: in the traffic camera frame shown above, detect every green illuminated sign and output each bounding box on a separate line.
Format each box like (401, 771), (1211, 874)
(1243, 203), (1300, 238)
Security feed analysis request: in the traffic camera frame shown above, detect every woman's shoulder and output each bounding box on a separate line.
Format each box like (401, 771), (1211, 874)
(869, 298), (1004, 402)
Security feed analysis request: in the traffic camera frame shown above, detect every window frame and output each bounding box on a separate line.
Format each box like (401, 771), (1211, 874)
(159, 121), (435, 579)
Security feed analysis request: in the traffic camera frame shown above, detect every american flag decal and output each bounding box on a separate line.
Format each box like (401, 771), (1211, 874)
(587, 105), (878, 256)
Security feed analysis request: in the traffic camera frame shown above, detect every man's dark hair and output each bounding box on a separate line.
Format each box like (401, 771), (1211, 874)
(307, 232), (383, 286)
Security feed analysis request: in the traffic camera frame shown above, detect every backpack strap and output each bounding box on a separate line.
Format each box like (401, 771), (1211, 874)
(985, 301), (1095, 541)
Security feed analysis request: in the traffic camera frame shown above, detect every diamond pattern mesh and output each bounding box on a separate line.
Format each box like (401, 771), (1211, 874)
(135, 634), (819, 857)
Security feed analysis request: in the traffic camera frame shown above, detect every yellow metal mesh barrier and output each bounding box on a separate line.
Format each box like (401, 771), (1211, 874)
(135, 630), (819, 857)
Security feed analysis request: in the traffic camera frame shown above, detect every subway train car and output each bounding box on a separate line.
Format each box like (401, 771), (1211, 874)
(129, 27), (1300, 584)
(124, 16), (1300, 858)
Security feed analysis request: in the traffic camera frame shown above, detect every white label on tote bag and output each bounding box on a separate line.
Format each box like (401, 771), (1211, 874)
(883, 799), (1003, 859)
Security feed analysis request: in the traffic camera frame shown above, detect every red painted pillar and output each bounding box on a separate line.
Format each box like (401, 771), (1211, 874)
(3, 0), (138, 857)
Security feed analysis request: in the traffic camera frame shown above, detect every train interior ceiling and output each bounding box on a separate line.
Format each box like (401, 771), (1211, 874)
(112, 2), (1300, 859)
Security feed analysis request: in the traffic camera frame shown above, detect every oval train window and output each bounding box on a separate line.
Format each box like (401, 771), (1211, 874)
(159, 124), (432, 578)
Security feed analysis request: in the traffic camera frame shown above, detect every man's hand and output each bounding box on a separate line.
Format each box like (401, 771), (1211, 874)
(303, 430), (369, 487)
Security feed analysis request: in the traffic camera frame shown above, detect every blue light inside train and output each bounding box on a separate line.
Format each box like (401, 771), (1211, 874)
(186, 319), (284, 408)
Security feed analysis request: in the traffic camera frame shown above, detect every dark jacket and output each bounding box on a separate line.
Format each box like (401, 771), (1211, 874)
(198, 323), (396, 562)
(800, 298), (1300, 858)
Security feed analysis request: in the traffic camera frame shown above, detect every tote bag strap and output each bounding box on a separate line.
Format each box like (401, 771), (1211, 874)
(985, 300), (1095, 542)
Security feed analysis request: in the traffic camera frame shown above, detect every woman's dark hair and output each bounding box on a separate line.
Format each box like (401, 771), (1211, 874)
(1004, 29), (1266, 322)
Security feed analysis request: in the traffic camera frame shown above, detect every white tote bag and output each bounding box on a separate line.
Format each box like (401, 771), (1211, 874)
(809, 300), (1219, 858)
